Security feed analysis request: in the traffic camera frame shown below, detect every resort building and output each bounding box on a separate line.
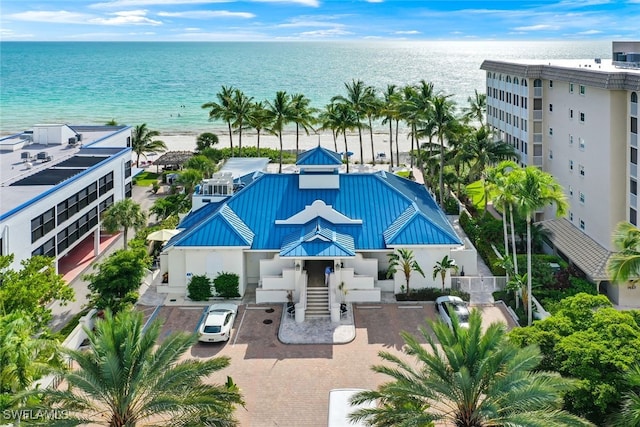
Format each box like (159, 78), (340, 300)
(481, 41), (640, 305)
(0, 124), (133, 271)
(159, 146), (477, 321)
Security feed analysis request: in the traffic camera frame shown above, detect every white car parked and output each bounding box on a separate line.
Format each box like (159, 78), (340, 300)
(435, 296), (470, 329)
(198, 303), (238, 342)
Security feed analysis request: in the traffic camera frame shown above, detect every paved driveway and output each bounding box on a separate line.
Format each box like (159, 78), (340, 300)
(150, 303), (514, 427)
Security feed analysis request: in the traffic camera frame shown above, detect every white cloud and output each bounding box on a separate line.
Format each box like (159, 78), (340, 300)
(158, 10), (255, 19)
(7, 10), (92, 24)
(0, 28), (34, 39)
(252, 0), (319, 7)
(298, 28), (352, 37)
(90, 0), (230, 9)
(90, 10), (163, 25)
(576, 29), (603, 35)
(512, 24), (557, 31)
(394, 30), (420, 35)
(366, 0), (384, 3)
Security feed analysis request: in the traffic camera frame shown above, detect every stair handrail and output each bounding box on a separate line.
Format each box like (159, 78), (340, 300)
(299, 272), (307, 310)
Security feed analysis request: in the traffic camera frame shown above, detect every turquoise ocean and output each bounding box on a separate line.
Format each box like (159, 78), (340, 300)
(0, 40), (611, 136)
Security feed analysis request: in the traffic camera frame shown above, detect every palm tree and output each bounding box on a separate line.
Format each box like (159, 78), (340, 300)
(177, 168), (204, 195)
(24, 309), (244, 426)
(606, 221), (640, 285)
(362, 86), (379, 164)
(486, 161), (520, 269)
(318, 102), (342, 152)
(387, 248), (425, 295)
(332, 79), (368, 164)
(231, 89), (253, 155)
(432, 255), (459, 292)
(196, 132), (219, 152)
(511, 166), (568, 325)
(102, 198), (147, 249)
(431, 94), (457, 208)
(380, 85), (400, 167)
(290, 93), (317, 156)
(246, 101), (273, 157)
(349, 310), (592, 427)
(184, 155), (216, 178)
(399, 85), (420, 170)
(466, 126), (519, 182)
(463, 89), (487, 126)
(131, 123), (167, 167)
(202, 85), (236, 155)
(618, 363), (640, 427)
(266, 91), (295, 173)
(333, 103), (360, 173)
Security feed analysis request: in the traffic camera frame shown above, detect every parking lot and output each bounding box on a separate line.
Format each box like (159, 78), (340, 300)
(146, 303), (515, 427)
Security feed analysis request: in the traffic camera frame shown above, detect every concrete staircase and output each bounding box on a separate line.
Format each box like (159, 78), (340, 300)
(306, 287), (330, 318)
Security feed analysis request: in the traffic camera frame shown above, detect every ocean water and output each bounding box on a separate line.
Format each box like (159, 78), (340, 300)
(0, 40), (611, 136)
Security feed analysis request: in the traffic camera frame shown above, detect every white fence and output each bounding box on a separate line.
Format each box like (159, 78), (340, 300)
(451, 275), (507, 293)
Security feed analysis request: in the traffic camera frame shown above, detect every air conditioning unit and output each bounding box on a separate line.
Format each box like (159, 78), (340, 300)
(68, 137), (77, 145)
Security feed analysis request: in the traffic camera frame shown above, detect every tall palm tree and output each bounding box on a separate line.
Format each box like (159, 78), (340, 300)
(386, 248), (425, 295)
(432, 255), (459, 292)
(177, 168), (204, 195)
(131, 123), (167, 167)
(511, 166), (568, 325)
(290, 93), (317, 156)
(24, 309), (244, 426)
(463, 89), (487, 126)
(399, 85), (420, 170)
(333, 102), (360, 173)
(332, 79), (368, 165)
(266, 91), (295, 173)
(231, 89), (253, 156)
(607, 221), (640, 285)
(466, 126), (519, 182)
(184, 155), (216, 178)
(349, 310), (592, 427)
(102, 199), (147, 249)
(202, 85), (236, 155)
(431, 94), (457, 208)
(246, 100), (272, 157)
(362, 86), (379, 164)
(380, 85), (400, 167)
(318, 102), (342, 152)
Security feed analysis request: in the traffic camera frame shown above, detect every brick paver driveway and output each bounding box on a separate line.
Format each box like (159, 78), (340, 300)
(152, 302), (514, 427)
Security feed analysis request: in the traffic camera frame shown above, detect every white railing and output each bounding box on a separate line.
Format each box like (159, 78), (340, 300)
(451, 276), (507, 293)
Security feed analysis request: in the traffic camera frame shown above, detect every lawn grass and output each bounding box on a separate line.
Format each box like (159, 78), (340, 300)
(465, 180), (500, 212)
(133, 172), (159, 187)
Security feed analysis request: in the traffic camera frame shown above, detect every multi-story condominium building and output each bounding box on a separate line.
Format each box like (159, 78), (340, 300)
(481, 41), (640, 306)
(0, 124), (132, 272)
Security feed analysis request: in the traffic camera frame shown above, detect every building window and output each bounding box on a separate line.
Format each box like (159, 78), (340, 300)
(549, 150), (553, 159)
(125, 182), (132, 198)
(570, 212), (574, 221)
(632, 92), (638, 103)
(570, 109), (574, 119)
(126, 137), (131, 147)
(569, 185), (573, 197)
(631, 208), (638, 226)
(549, 103), (553, 112)
(579, 138), (585, 150)
(549, 80), (553, 88)
(579, 165), (585, 176)
(580, 219), (585, 230)
(580, 112), (585, 122)
(570, 134), (574, 145)
(633, 147), (638, 165)
(579, 192), (585, 203)
(632, 179), (638, 196)
(632, 117), (638, 134)
(580, 85), (586, 95)
(31, 208), (55, 243)
(32, 237), (55, 258)
(125, 160), (132, 178)
(99, 195), (114, 214)
(549, 127), (553, 136)
(99, 172), (114, 195)
(569, 83), (574, 93)
(534, 98), (542, 110)
(569, 160), (574, 171)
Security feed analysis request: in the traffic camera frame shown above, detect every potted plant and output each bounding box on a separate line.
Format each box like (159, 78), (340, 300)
(338, 282), (348, 315)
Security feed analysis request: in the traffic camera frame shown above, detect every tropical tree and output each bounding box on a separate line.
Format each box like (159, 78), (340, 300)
(131, 123), (167, 167)
(399, 85), (420, 170)
(105, 118), (118, 126)
(349, 310), (592, 427)
(332, 79), (368, 164)
(387, 248), (425, 295)
(511, 166), (568, 325)
(266, 91), (295, 173)
(431, 94), (457, 208)
(380, 84), (401, 167)
(333, 102), (360, 173)
(177, 168), (204, 195)
(362, 86), (379, 164)
(24, 309), (244, 426)
(432, 255), (459, 292)
(102, 198), (147, 249)
(184, 155), (216, 178)
(85, 248), (148, 314)
(246, 100), (272, 157)
(231, 88), (253, 155)
(463, 89), (487, 126)
(318, 102), (342, 152)
(466, 126), (519, 182)
(150, 193), (191, 221)
(619, 363), (640, 427)
(202, 85), (236, 155)
(606, 221), (640, 285)
(290, 93), (317, 155)
(196, 132), (219, 152)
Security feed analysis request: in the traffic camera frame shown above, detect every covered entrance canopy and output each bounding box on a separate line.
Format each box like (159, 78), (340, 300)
(279, 218), (356, 258)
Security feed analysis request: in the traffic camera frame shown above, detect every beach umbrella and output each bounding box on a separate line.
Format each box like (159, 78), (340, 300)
(146, 229), (181, 242)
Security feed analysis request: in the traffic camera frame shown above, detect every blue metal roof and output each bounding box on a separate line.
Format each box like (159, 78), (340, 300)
(178, 202), (222, 229)
(171, 159), (461, 250)
(296, 146), (342, 166)
(280, 219), (356, 257)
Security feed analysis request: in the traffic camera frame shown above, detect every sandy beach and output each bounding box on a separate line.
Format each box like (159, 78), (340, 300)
(159, 129), (417, 163)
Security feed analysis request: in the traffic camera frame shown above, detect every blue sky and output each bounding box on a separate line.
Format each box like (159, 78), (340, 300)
(1, 0), (639, 41)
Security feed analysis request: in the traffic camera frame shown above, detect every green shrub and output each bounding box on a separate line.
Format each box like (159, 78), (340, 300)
(213, 272), (240, 298)
(188, 275), (212, 301)
(443, 196), (460, 215)
(396, 287), (470, 302)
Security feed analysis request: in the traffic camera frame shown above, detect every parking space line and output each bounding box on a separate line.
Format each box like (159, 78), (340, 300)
(232, 306), (248, 346)
(193, 306), (208, 335)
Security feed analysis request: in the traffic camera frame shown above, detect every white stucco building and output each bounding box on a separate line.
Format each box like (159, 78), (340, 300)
(159, 147), (477, 321)
(481, 41), (640, 305)
(0, 124), (133, 271)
